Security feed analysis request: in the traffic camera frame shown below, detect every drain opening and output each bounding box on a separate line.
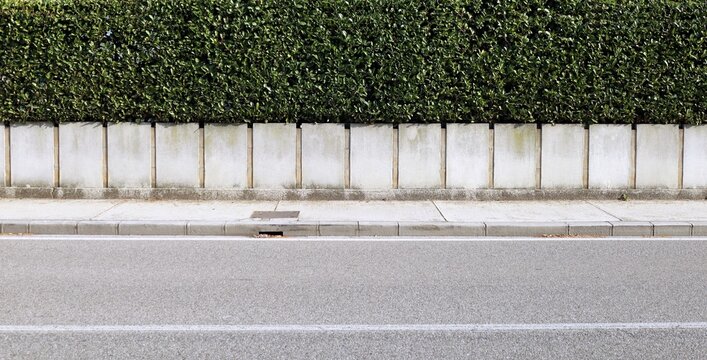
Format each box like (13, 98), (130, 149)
(258, 231), (284, 236)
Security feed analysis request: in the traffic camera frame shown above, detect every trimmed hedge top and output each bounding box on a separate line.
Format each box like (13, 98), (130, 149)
(0, 0), (705, 124)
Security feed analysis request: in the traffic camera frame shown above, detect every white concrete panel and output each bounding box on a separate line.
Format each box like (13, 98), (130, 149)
(204, 124), (247, 188)
(493, 124), (536, 188)
(107, 123), (151, 188)
(302, 123), (345, 189)
(683, 125), (707, 188)
(398, 124), (442, 189)
(636, 124), (679, 189)
(350, 124), (393, 189)
(59, 122), (103, 188)
(446, 123), (489, 189)
(10, 122), (54, 187)
(156, 123), (199, 188)
(0, 126), (5, 186)
(541, 124), (584, 188)
(253, 123), (296, 189)
(636, 124), (680, 189)
(589, 124), (632, 189)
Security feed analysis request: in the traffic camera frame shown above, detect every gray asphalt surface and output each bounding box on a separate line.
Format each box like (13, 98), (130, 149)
(1, 236), (706, 359)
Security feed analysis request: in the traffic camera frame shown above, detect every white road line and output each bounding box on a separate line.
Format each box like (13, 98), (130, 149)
(1, 235), (707, 242)
(0, 323), (706, 333)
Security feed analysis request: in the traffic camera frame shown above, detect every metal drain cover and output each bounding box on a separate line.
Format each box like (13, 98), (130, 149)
(250, 211), (300, 219)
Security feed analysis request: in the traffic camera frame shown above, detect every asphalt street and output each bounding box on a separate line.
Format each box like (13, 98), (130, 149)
(1, 236), (706, 359)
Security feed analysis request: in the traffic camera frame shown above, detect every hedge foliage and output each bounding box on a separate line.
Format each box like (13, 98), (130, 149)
(0, 0), (705, 124)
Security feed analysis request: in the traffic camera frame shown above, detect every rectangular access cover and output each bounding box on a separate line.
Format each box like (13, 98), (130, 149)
(250, 211), (300, 219)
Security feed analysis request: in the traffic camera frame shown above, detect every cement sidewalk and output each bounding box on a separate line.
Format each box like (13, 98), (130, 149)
(1, 199), (707, 237)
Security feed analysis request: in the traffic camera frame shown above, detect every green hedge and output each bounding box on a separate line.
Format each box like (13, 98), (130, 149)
(0, 0), (705, 124)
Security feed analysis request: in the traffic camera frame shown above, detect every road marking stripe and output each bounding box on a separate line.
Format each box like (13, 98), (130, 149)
(1, 323), (706, 333)
(1, 235), (707, 242)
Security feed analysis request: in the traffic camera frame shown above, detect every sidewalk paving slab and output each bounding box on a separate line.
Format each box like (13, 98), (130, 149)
(589, 200), (707, 221)
(276, 201), (444, 222)
(0, 199), (120, 220)
(435, 201), (618, 222)
(94, 201), (277, 221)
(1, 199), (706, 237)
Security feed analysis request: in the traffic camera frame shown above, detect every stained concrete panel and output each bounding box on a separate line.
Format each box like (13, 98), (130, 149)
(636, 124), (679, 189)
(10, 122), (54, 187)
(446, 123), (489, 189)
(350, 124), (393, 189)
(107, 122), (151, 188)
(493, 124), (536, 189)
(398, 124), (442, 189)
(302, 123), (345, 189)
(683, 125), (707, 188)
(156, 123), (199, 188)
(59, 122), (103, 188)
(589, 125), (632, 189)
(204, 124), (247, 188)
(253, 123), (296, 189)
(541, 124), (584, 188)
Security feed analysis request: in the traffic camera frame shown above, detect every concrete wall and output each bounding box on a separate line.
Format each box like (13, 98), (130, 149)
(399, 124), (442, 189)
(350, 124), (392, 189)
(107, 123), (151, 188)
(494, 124), (536, 189)
(683, 125), (707, 188)
(10, 123), (55, 187)
(636, 124), (680, 189)
(156, 123), (199, 188)
(589, 124), (632, 189)
(253, 123), (296, 189)
(3, 122), (704, 192)
(541, 124), (585, 189)
(59, 122), (103, 188)
(204, 124), (247, 188)
(1, 126), (5, 186)
(446, 123), (489, 189)
(302, 124), (345, 189)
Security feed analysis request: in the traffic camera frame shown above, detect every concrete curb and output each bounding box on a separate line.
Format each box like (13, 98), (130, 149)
(1, 220), (704, 237)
